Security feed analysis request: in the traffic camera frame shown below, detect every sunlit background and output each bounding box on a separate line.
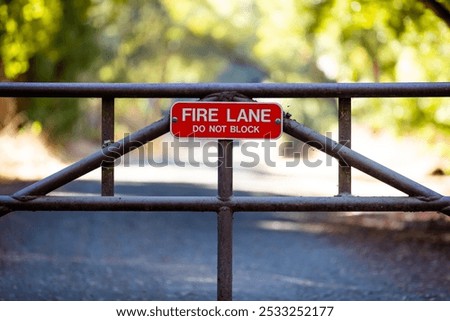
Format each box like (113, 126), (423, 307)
(0, 0), (449, 192)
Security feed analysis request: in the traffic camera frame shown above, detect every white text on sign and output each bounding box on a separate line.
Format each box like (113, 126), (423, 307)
(181, 108), (271, 123)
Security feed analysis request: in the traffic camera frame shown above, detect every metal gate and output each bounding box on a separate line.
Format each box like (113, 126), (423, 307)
(0, 82), (449, 300)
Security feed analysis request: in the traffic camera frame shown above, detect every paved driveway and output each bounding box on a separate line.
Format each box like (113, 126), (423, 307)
(0, 181), (448, 300)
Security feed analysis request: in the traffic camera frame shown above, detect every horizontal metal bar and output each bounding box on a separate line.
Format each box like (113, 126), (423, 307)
(0, 82), (449, 98)
(0, 196), (449, 214)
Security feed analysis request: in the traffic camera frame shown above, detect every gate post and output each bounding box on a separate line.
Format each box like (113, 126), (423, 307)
(200, 91), (253, 301)
(217, 139), (233, 301)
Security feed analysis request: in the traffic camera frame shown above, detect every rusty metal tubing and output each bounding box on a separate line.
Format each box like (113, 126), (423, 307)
(338, 98), (352, 195)
(0, 196), (449, 213)
(217, 140), (234, 201)
(0, 82), (449, 98)
(208, 93), (245, 301)
(217, 206), (233, 301)
(12, 116), (170, 200)
(229, 196), (450, 213)
(217, 140), (234, 301)
(101, 97), (115, 196)
(283, 118), (443, 200)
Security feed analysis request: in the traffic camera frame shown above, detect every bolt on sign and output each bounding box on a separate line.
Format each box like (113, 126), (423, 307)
(170, 101), (283, 139)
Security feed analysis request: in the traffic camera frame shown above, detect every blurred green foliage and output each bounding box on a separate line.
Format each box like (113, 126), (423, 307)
(0, 0), (449, 150)
(1, 0), (98, 141)
(0, 0), (61, 79)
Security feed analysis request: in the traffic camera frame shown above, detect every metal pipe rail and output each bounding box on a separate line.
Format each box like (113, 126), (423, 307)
(0, 82), (449, 98)
(0, 81), (449, 301)
(0, 196), (449, 213)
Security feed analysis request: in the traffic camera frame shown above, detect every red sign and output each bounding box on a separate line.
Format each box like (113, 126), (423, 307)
(170, 101), (283, 139)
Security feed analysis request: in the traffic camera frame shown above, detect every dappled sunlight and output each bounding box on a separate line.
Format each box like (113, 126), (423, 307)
(0, 128), (64, 181)
(272, 274), (359, 291)
(251, 216), (450, 248)
(251, 211), (450, 243)
(255, 220), (329, 234)
(184, 276), (216, 284)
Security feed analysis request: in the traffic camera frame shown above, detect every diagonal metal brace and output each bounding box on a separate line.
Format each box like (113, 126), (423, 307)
(11, 116), (170, 202)
(283, 117), (449, 216)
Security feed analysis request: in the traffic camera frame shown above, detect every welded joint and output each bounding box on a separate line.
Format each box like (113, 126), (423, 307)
(102, 139), (115, 170)
(102, 139), (113, 149)
(415, 195), (442, 202)
(336, 192), (352, 197)
(218, 205), (233, 214)
(217, 195), (232, 203)
(11, 194), (37, 202)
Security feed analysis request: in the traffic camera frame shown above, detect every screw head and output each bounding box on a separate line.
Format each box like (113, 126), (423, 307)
(275, 118), (281, 124)
(172, 117), (178, 123)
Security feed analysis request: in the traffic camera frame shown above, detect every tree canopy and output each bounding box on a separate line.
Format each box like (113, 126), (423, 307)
(0, 0), (61, 79)
(0, 0), (449, 152)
